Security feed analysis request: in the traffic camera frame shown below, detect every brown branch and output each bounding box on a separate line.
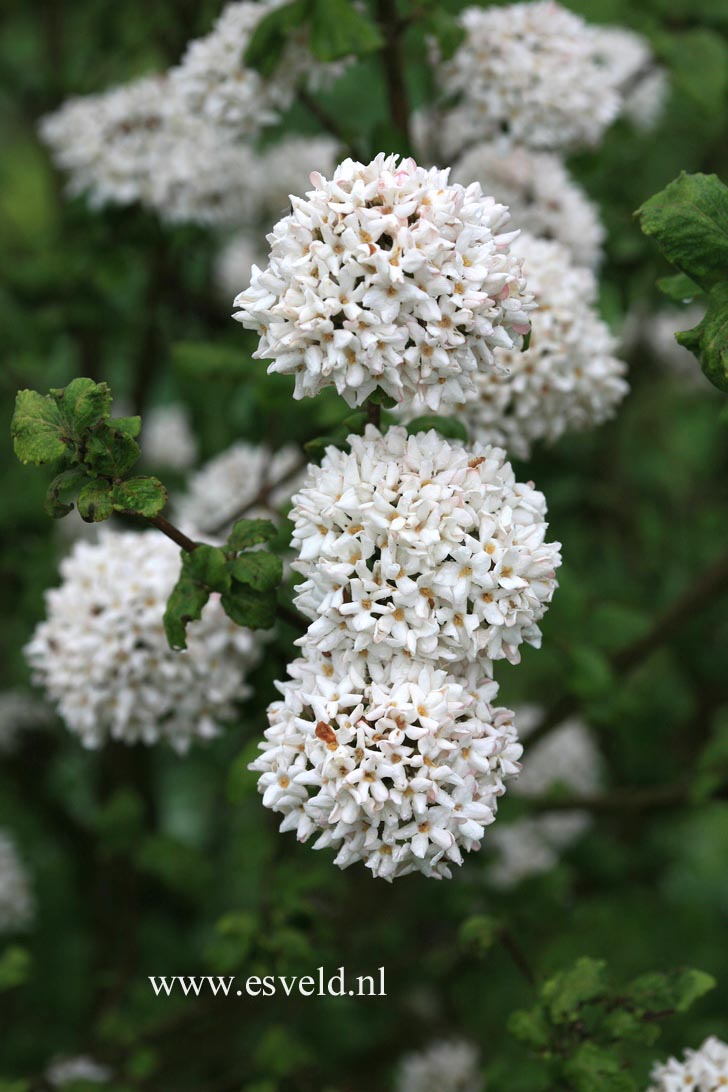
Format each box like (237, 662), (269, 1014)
(376, 0), (412, 152)
(527, 546), (728, 748)
(500, 927), (537, 986)
(365, 397), (382, 430)
(147, 513), (198, 553)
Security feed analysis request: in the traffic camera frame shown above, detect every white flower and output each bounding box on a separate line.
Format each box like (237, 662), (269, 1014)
(47, 1057), (112, 1088)
(439, 2), (622, 154)
(452, 144), (605, 269)
(171, 1), (347, 136)
(251, 648), (521, 880)
(0, 830), (34, 933)
(396, 1040), (484, 1092)
(487, 706), (601, 888)
(290, 427), (561, 669)
(454, 235), (628, 459)
(176, 442), (303, 537)
(141, 403), (198, 472)
(0, 690), (53, 754)
(233, 154), (534, 410)
(648, 1037), (728, 1092)
(25, 530), (265, 751)
(591, 25), (667, 131)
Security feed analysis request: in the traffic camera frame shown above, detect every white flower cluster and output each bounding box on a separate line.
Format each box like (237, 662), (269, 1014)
(396, 1040), (484, 1092)
(141, 403), (198, 472)
(234, 154), (534, 409)
(456, 234), (628, 459)
(591, 25), (668, 132)
(453, 144), (605, 270)
(439, 2), (622, 154)
(291, 427), (561, 667)
(25, 530), (264, 751)
(47, 1058), (112, 1088)
(648, 1037), (728, 1092)
(0, 831), (34, 933)
(0, 690), (53, 754)
(176, 441), (303, 537)
(487, 707), (601, 888)
(252, 652), (521, 880)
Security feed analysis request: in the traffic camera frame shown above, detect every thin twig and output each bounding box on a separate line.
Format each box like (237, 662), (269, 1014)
(500, 927), (537, 985)
(147, 513), (199, 553)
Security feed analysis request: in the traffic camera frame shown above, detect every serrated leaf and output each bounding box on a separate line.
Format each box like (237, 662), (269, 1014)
(543, 957), (607, 1023)
(184, 544), (231, 593)
(675, 282), (728, 392)
(626, 968), (715, 1015)
(77, 479), (114, 523)
(112, 476), (168, 518)
(563, 1043), (636, 1092)
(53, 377), (112, 435)
(163, 574), (210, 651)
(84, 426), (140, 478)
(244, 0), (309, 77)
(110, 414), (142, 438)
(507, 1007), (550, 1049)
(228, 551), (283, 593)
(227, 518), (278, 552)
(657, 273), (703, 302)
(310, 0), (382, 61)
(44, 466), (90, 518)
(11, 389), (68, 465)
(222, 582), (277, 630)
(637, 172), (728, 291)
(407, 415), (468, 443)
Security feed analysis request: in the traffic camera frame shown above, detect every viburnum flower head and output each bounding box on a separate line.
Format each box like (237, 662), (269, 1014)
(648, 1037), (728, 1091)
(251, 648), (521, 880)
(439, 2), (622, 153)
(291, 427), (561, 668)
(233, 154), (534, 410)
(396, 1040), (484, 1092)
(453, 144), (605, 270)
(25, 530), (264, 751)
(457, 234), (628, 459)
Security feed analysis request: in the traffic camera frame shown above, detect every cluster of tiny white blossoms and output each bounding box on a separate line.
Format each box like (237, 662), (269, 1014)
(454, 234), (628, 459)
(452, 145), (605, 270)
(0, 690), (53, 754)
(234, 154), (534, 409)
(290, 427), (561, 667)
(590, 25), (669, 132)
(176, 442), (304, 538)
(141, 403), (199, 472)
(25, 530), (264, 751)
(487, 707), (601, 888)
(647, 1037), (728, 1091)
(0, 830), (34, 933)
(395, 1040), (484, 1092)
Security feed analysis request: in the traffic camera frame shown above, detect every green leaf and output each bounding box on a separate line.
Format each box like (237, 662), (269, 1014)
(563, 1043), (636, 1092)
(227, 518), (278, 552)
(184, 544), (231, 593)
(44, 466), (90, 518)
(244, 0), (309, 77)
(112, 476), (168, 518)
(423, 9), (466, 60)
(163, 574), (210, 651)
(77, 479), (114, 523)
(625, 968), (715, 1015)
(310, 0), (382, 61)
(675, 282), (728, 392)
(228, 551), (283, 593)
(657, 273), (703, 302)
(459, 914), (502, 957)
(637, 172), (728, 291)
(0, 946), (31, 992)
(84, 426), (140, 478)
(406, 415), (468, 443)
(53, 377), (112, 435)
(222, 582), (277, 630)
(542, 957), (607, 1024)
(507, 1007), (550, 1050)
(11, 389), (68, 465)
(110, 414), (142, 438)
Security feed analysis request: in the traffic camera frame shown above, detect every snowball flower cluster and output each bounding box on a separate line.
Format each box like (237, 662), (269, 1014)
(251, 650), (521, 880)
(648, 1037), (728, 1091)
(25, 530), (264, 751)
(233, 154), (534, 410)
(141, 403), (198, 471)
(176, 442), (303, 537)
(0, 831), (34, 933)
(591, 25), (668, 131)
(396, 1040), (484, 1092)
(290, 427), (561, 668)
(439, 2), (622, 154)
(487, 707), (601, 888)
(453, 144), (605, 270)
(456, 234), (628, 459)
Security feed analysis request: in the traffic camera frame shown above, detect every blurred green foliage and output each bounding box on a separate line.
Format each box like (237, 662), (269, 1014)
(1, 0), (728, 1089)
